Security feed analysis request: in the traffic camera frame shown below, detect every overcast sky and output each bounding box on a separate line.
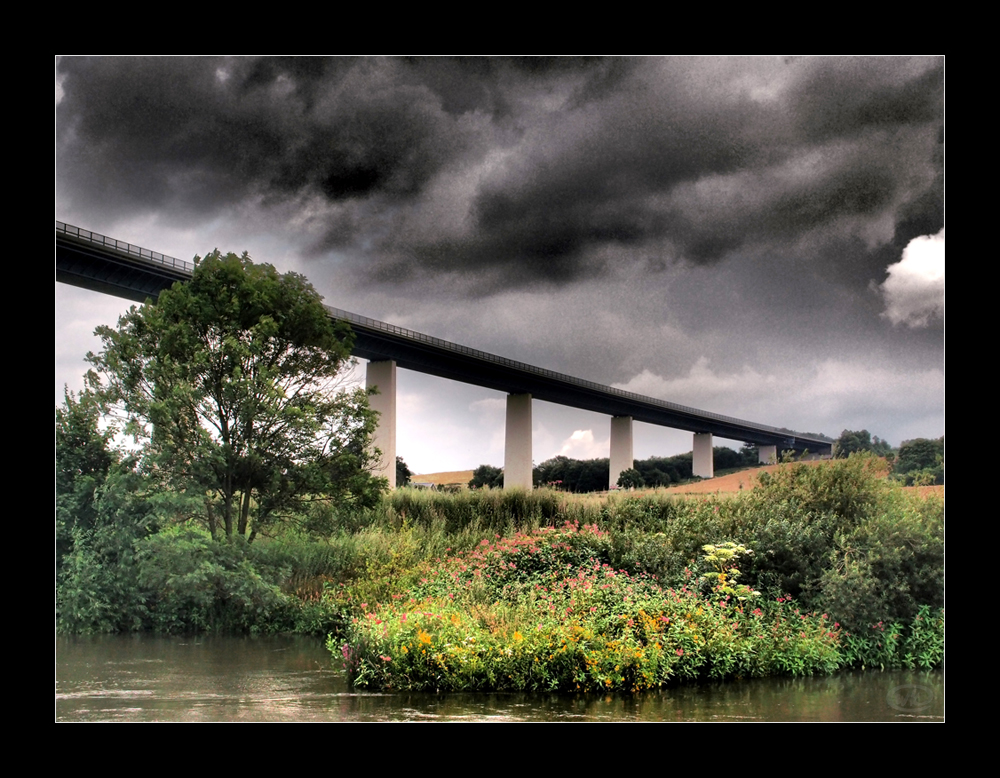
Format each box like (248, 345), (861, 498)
(56, 56), (944, 475)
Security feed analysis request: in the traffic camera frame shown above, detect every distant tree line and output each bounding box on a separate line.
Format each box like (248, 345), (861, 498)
(468, 445), (763, 493)
(894, 437), (944, 485)
(834, 429), (943, 485)
(466, 430), (944, 493)
(833, 429), (893, 458)
(396, 456), (413, 487)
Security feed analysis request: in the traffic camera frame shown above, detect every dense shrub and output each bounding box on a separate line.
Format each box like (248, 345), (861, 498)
(336, 525), (843, 692)
(136, 528), (298, 633)
(57, 470), (159, 633)
(60, 452), (942, 671)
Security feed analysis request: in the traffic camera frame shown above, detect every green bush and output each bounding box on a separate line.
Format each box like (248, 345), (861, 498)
(56, 470), (159, 633)
(60, 451), (942, 661)
(336, 525), (844, 692)
(137, 528), (297, 633)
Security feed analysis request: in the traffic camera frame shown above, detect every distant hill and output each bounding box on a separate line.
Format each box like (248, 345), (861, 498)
(410, 470), (475, 487)
(405, 461), (942, 497)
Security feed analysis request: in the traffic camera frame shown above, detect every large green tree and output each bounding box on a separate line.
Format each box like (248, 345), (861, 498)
(834, 429), (893, 459)
(86, 250), (385, 541)
(894, 437), (944, 485)
(56, 388), (118, 571)
(396, 456), (413, 487)
(469, 464), (504, 489)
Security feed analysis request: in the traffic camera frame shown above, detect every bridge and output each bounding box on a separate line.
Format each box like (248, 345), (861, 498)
(57, 221), (833, 488)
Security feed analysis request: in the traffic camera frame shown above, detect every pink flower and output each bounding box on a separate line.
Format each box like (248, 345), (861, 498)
(676, 648), (684, 656)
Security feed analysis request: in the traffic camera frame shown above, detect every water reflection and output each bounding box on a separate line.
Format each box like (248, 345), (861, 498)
(57, 635), (943, 722)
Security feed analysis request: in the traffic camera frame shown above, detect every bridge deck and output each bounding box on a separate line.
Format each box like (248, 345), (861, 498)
(57, 222), (831, 453)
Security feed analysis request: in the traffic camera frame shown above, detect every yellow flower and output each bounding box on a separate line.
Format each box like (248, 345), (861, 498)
(418, 629), (432, 645)
(513, 631), (524, 642)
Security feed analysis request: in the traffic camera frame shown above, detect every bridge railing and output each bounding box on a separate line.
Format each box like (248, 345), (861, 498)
(324, 304), (803, 440)
(57, 221), (821, 446)
(57, 221), (195, 274)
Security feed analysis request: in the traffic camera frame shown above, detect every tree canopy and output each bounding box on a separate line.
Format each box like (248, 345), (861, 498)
(86, 249), (386, 541)
(56, 388), (118, 570)
(469, 464), (504, 489)
(894, 437), (944, 485)
(834, 429), (893, 459)
(616, 468), (644, 489)
(396, 456), (413, 487)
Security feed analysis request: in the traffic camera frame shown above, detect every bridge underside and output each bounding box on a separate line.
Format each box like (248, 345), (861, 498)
(58, 222), (833, 490)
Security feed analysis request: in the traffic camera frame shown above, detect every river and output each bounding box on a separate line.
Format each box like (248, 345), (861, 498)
(56, 634), (943, 722)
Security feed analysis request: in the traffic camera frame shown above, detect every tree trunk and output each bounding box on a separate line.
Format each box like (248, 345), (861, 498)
(238, 489), (252, 538)
(206, 499), (218, 541)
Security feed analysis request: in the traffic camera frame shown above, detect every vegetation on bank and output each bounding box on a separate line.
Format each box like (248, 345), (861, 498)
(464, 429), (944, 495)
(57, 246), (942, 692)
(58, 445), (943, 689)
(468, 444), (766, 493)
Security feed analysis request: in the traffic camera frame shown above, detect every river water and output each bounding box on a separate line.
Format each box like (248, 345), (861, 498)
(56, 634), (943, 722)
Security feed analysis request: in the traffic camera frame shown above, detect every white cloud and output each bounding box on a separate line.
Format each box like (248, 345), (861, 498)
(613, 357), (943, 447)
(558, 429), (609, 459)
(613, 357), (777, 414)
(469, 397), (506, 415)
(878, 229), (944, 327)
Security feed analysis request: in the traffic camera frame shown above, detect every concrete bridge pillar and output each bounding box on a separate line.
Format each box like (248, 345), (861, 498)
(367, 360), (397, 488)
(693, 432), (714, 479)
(504, 393), (533, 489)
(609, 416), (634, 489)
(758, 445), (777, 465)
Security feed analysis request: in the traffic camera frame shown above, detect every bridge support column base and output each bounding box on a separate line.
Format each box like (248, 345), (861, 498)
(504, 393), (533, 489)
(367, 360), (397, 488)
(758, 445), (777, 465)
(609, 416), (634, 489)
(693, 433), (714, 479)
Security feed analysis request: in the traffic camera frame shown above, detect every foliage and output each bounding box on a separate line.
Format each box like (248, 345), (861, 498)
(137, 527), (297, 633)
(535, 456), (609, 492)
(58, 483), (338, 635)
(534, 448), (759, 493)
(750, 452), (891, 527)
(85, 249), (386, 541)
(59, 449), (943, 661)
(635, 454), (691, 486)
(730, 455), (943, 633)
(834, 429), (893, 458)
(698, 542), (759, 604)
(616, 468), (644, 489)
(56, 388), (118, 572)
(57, 469), (161, 633)
(378, 487), (556, 535)
(838, 607), (944, 670)
(893, 437), (944, 485)
(396, 456), (413, 487)
(468, 464), (504, 489)
(335, 524), (843, 691)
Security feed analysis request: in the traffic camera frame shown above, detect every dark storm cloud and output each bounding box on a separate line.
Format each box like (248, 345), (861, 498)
(57, 56), (943, 293)
(789, 56), (944, 141)
(58, 57), (464, 217)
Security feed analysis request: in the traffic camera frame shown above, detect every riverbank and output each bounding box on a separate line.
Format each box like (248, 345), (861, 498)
(58, 455), (943, 692)
(57, 634), (944, 722)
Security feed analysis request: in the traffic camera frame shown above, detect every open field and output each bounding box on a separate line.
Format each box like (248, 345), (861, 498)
(411, 470), (475, 486)
(413, 464), (800, 493)
(413, 462), (943, 497)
